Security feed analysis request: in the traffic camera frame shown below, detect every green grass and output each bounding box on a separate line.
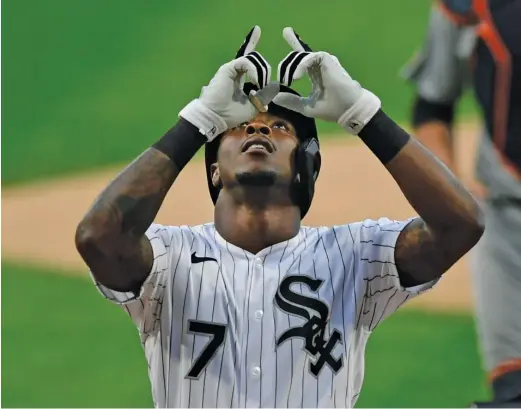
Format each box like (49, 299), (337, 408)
(1, 262), (153, 408)
(2, 261), (489, 407)
(358, 310), (489, 407)
(2, 0), (479, 185)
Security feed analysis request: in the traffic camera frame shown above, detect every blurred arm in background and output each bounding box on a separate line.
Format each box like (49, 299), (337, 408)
(402, 1), (477, 174)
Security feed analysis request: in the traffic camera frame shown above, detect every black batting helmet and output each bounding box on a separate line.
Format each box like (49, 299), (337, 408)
(204, 82), (321, 219)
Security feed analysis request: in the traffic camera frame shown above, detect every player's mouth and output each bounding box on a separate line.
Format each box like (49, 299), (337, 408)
(241, 137), (275, 155)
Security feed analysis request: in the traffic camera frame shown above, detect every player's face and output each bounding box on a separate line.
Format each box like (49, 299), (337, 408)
(212, 112), (299, 189)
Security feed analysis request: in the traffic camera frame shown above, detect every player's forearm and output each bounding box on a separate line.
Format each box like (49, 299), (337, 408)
(77, 148), (177, 244)
(359, 110), (484, 281)
(386, 137), (483, 234)
(76, 118), (204, 250)
(361, 110), (482, 230)
(75, 147), (178, 291)
(388, 137), (483, 281)
(76, 119), (205, 290)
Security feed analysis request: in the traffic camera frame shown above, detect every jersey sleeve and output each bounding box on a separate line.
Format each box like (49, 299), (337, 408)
(340, 218), (440, 331)
(90, 223), (193, 340)
(401, 4), (475, 104)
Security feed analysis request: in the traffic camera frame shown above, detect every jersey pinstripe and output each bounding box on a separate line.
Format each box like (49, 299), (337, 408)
(92, 217), (438, 408)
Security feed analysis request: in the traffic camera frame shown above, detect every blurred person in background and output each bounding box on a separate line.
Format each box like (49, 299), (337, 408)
(402, 0), (521, 407)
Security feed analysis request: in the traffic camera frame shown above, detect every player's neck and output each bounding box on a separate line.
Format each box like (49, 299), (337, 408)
(214, 190), (301, 255)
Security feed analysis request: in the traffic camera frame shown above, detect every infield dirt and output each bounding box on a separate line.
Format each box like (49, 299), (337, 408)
(2, 123), (481, 312)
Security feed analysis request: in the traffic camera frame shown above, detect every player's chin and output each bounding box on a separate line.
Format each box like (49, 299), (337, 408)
(235, 169), (278, 187)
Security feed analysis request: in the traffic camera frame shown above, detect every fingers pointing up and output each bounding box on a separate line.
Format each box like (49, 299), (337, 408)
(233, 26), (271, 88)
(278, 28), (315, 86)
(236, 26), (261, 58)
(282, 27), (313, 52)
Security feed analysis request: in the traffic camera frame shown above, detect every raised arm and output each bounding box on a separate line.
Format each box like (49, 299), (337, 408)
(76, 26), (278, 293)
(359, 110), (484, 286)
(75, 122), (200, 293)
(274, 27), (484, 287)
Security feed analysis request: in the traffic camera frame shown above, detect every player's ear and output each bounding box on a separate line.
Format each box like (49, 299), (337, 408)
(211, 163), (221, 187)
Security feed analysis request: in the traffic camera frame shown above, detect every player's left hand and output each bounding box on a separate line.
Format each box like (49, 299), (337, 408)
(274, 27), (381, 135)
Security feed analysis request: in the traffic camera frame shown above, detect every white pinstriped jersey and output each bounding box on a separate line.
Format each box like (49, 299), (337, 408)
(93, 218), (438, 408)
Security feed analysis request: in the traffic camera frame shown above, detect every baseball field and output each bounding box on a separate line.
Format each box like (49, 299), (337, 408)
(2, 0), (490, 407)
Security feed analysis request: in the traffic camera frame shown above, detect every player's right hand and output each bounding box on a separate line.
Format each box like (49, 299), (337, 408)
(179, 26), (280, 142)
(274, 27), (381, 136)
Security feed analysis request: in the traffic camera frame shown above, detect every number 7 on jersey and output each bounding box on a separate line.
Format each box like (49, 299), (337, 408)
(186, 320), (227, 379)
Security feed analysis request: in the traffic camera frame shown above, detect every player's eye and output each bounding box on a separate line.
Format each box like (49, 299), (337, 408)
(272, 121), (290, 131)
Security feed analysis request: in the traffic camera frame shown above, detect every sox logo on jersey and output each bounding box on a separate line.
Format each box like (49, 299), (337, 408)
(92, 220), (436, 408)
(275, 275), (343, 377)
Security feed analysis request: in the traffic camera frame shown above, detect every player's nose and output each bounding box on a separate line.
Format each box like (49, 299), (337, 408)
(246, 122), (272, 137)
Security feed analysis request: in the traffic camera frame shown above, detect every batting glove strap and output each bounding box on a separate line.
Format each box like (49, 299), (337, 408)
(337, 89), (382, 135)
(179, 99), (227, 142)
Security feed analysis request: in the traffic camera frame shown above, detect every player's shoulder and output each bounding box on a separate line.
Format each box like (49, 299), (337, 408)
(301, 217), (404, 232)
(301, 217), (414, 243)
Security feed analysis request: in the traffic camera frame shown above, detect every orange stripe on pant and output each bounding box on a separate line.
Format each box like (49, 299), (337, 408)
(473, 0), (521, 180)
(489, 358), (521, 383)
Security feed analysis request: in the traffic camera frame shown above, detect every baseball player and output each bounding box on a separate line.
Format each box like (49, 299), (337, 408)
(402, 0), (521, 406)
(76, 26), (484, 408)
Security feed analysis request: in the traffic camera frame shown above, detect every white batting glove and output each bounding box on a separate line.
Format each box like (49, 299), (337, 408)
(275, 27), (381, 135)
(179, 26), (279, 142)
